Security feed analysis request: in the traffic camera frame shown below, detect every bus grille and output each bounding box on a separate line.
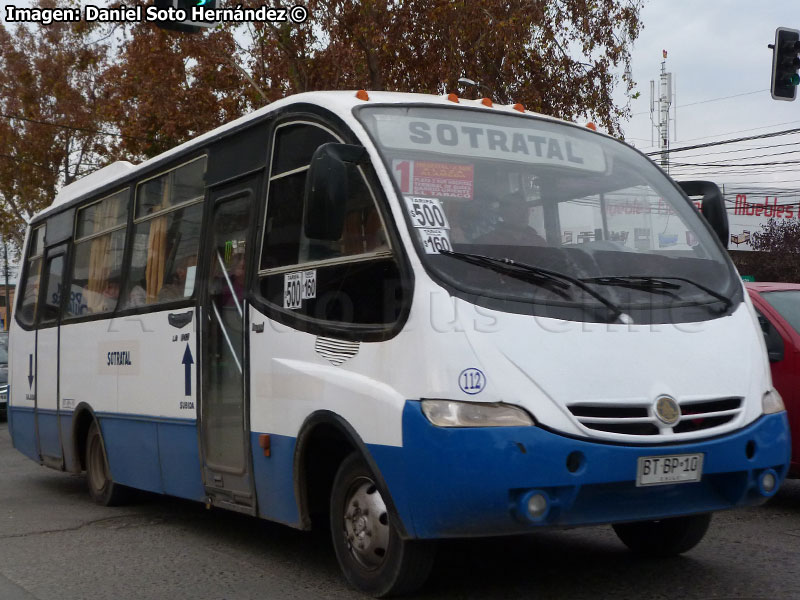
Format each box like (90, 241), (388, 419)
(567, 397), (743, 437)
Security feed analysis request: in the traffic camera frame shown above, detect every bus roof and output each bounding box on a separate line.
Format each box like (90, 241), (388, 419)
(39, 90), (572, 220)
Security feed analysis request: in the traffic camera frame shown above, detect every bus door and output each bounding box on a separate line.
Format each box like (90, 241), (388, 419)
(35, 243), (67, 468)
(199, 176), (259, 513)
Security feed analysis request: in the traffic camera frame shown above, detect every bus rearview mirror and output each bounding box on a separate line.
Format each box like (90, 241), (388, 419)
(677, 180), (729, 248)
(304, 143), (367, 241)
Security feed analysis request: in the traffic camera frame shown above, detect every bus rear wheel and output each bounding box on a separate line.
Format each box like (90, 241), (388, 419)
(85, 421), (132, 506)
(612, 513), (712, 557)
(330, 453), (435, 597)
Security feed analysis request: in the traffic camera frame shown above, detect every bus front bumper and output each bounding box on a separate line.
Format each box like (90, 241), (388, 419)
(369, 402), (791, 539)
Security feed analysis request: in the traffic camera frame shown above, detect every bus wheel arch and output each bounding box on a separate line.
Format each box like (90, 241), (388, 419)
(71, 403), (97, 473)
(82, 416), (134, 506)
(293, 411), (408, 538)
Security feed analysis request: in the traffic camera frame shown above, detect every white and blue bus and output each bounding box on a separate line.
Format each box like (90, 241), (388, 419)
(7, 91), (790, 596)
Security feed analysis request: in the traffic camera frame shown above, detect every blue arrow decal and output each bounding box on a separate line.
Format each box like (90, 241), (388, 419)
(182, 344), (194, 396)
(28, 354), (34, 389)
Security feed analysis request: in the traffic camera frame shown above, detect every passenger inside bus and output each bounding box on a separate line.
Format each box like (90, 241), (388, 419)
(100, 276), (121, 312)
(158, 255), (196, 301)
(127, 280), (147, 307)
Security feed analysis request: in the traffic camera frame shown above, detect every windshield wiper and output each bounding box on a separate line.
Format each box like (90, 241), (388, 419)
(438, 249), (626, 323)
(583, 275), (733, 312)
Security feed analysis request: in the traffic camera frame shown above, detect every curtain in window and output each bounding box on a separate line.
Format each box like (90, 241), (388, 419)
(86, 201), (114, 313)
(145, 179), (170, 303)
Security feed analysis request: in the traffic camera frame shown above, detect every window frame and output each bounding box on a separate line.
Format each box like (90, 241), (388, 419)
(258, 120), (394, 278)
(250, 112), (413, 342)
(74, 188), (130, 244)
(37, 247), (67, 328)
(62, 188), (131, 320)
(14, 224), (46, 330)
(118, 155), (208, 312)
(133, 155), (207, 224)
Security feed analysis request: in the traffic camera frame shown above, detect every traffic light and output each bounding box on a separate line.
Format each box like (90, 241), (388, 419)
(153, 0), (219, 33)
(770, 27), (800, 101)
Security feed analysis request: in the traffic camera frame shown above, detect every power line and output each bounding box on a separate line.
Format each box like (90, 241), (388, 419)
(646, 128), (800, 156)
(630, 89), (767, 117)
(676, 140), (800, 160)
(672, 119), (800, 143)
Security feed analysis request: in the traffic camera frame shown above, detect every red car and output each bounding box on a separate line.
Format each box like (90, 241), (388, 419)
(746, 282), (800, 476)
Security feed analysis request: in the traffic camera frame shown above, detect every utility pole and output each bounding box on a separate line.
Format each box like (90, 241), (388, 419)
(651, 50), (675, 173)
(2, 239), (9, 332)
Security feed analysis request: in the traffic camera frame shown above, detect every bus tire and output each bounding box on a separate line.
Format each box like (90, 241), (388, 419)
(330, 453), (435, 597)
(85, 421), (132, 506)
(612, 513), (712, 557)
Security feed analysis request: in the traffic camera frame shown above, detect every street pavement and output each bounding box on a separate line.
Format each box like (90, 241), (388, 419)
(1, 421), (799, 600)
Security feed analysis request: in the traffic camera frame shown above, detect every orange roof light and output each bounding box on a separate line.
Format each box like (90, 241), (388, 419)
(447, 93), (459, 103)
(481, 97), (493, 107)
(585, 122), (597, 131)
(355, 89), (370, 101)
(512, 103), (525, 112)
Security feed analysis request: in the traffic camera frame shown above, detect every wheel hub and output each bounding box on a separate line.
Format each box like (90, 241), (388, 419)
(343, 479), (390, 569)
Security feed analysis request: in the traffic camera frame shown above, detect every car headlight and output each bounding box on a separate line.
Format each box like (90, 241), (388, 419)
(762, 389), (785, 414)
(421, 400), (534, 427)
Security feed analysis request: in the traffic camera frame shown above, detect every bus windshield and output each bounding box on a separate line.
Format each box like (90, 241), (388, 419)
(357, 105), (737, 321)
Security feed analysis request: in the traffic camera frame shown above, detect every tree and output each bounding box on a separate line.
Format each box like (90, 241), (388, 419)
(0, 0), (645, 242)
(105, 0), (644, 157)
(236, 0), (642, 132)
(735, 218), (800, 282)
(0, 0), (111, 247)
(99, 21), (249, 158)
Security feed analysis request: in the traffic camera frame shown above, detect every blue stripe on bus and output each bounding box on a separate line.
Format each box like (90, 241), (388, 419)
(8, 406), (38, 462)
(94, 412), (205, 501)
(12, 402), (792, 540)
(249, 433), (301, 527)
(38, 410), (62, 461)
(369, 401), (792, 539)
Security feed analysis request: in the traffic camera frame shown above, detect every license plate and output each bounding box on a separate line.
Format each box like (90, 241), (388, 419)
(636, 453), (703, 486)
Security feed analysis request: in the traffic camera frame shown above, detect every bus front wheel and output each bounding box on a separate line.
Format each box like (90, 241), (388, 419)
(612, 513), (712, 557)
(330, 453), (435, 597)
(85, 421), (132, 506)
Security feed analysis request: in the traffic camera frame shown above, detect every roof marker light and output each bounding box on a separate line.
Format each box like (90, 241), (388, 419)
(585, 122), (597, 131)
(355, 89), (370, 101)
(447, 93), (459, 103)
(481, 97), (493, 107)
(512, 103), (525, 112)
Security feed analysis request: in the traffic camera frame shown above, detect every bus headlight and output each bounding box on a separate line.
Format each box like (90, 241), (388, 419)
(421, 400), (534, 427)
(762, 389), (785, 414)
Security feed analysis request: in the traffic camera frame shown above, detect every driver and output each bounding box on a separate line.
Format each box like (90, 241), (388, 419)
(474, 191), (547, 246)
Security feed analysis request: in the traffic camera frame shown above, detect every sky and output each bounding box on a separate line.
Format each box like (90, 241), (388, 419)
(616, 0), (800, 195)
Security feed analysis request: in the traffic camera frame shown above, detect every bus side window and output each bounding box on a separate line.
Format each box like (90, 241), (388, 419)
(16, 226), (45, 327)
(122, 157), (206, 308)
(68, 189), (128, 317)
(259, 122), (404, 328)
(39, 255), (65, 326)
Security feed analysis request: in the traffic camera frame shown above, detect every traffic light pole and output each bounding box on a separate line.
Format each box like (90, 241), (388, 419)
(770, 27), (800, 101)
